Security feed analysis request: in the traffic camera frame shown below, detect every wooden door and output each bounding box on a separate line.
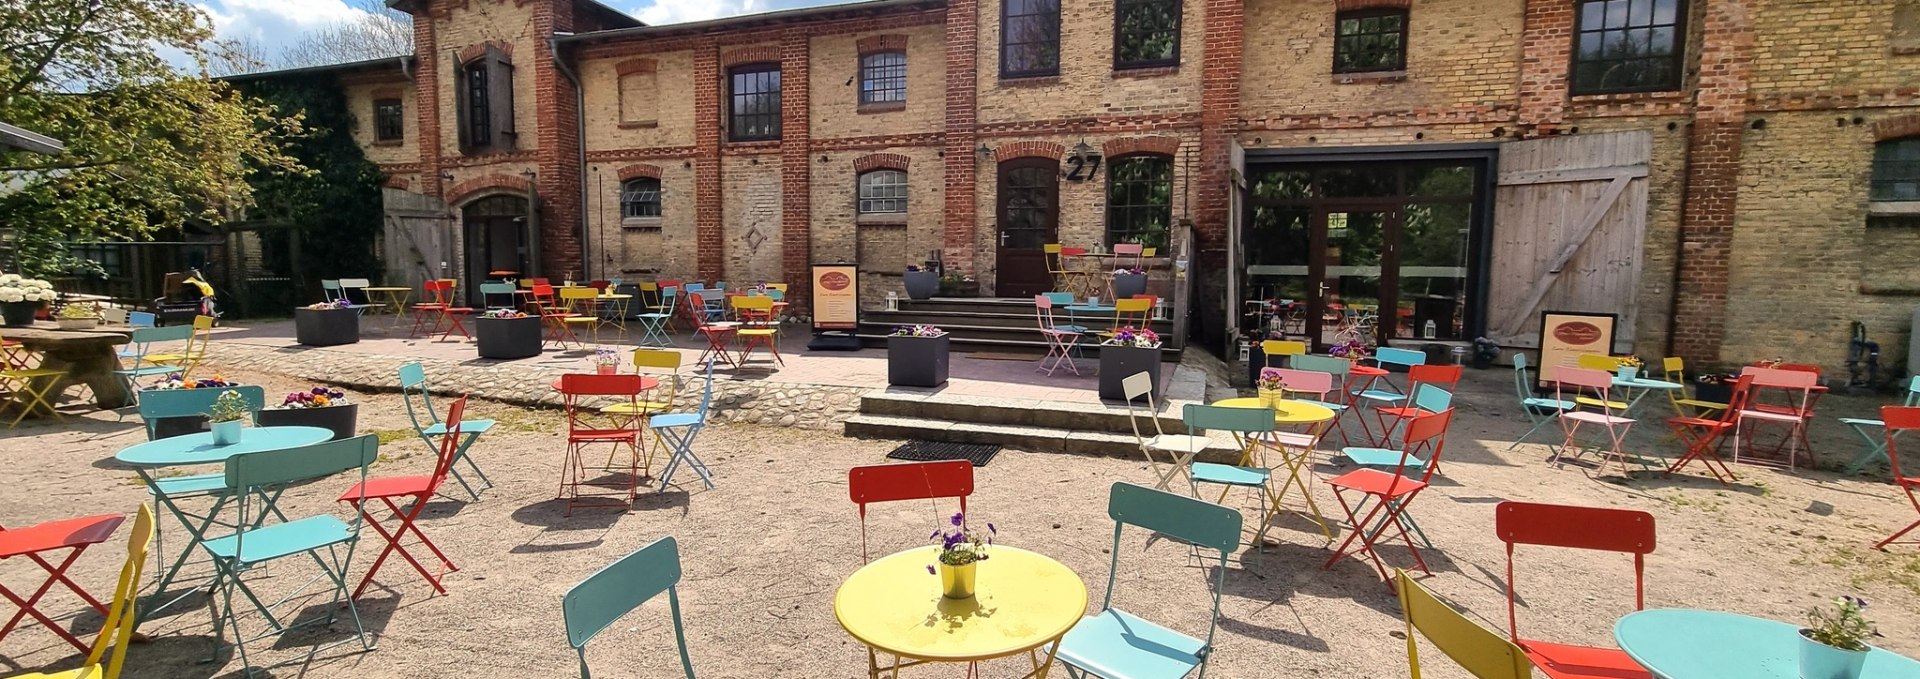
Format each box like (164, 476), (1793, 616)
(380, 187), (452, 293)
(996, 158), (1060, 298)
(1487, 131), (1650, 351)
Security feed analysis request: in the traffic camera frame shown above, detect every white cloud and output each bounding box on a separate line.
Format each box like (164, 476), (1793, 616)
(623, 0), (763, 25)
(196, 0), (376, 45)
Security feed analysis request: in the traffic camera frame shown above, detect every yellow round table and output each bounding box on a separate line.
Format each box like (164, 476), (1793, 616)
(363, 286), (411, 322)
(836, 545), (1087, 678)
(1208, 397), (1339, 543)
(1209, 397), (1335, 426)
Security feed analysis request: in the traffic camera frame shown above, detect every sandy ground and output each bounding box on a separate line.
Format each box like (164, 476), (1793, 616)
(3, 367), (1919, 678)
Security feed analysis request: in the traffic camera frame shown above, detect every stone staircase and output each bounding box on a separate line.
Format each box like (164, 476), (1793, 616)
(843, 389), (1239, 464)
(855, 297), (1180, 356)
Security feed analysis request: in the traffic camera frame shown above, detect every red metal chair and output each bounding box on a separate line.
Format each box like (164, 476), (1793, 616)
(0, 512), (127, 653)
(1495, 501), (1656, 679)
(1370, 364), (1463, 449)
(687, 298), (739, 369)
(847, 460), (974, 562)
(1323, 408), (1452, 585)
(1875, 406), (1920, 550)
(434, 280), (477, 341)
(532, 284), (582, 348)
(558, 374), (648, 515)
(339, 395), (469, 599)
(1665, 374), (1755, 484)
(408, 280), (450, 338)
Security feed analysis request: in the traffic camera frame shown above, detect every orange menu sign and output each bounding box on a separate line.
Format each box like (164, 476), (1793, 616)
(812, 264), (859, 331)
(1538, 311), (1617, 386)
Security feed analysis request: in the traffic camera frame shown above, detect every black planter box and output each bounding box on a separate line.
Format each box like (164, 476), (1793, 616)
(257, 403), (359, 441)
(294, 307), (360, 346)
(1111, 274), (1147, 300)
(903, 270), (940, 300)
(1099, 345), (1163, 402)
(476, 316), (543, 359)
(1693, 381), (1733, 404)
(887, 334), (950, 387)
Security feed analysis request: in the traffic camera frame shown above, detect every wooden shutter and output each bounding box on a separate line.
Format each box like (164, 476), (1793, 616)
(486, 46), (516, 151)
(1487, 131), (1651, 351)
(452, 49), (470, 152)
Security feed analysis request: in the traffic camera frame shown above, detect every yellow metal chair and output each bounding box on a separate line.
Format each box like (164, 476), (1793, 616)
(9, 504), (155, 679)
(0, 331), (65, 428)
(598, 349), (682, 474)
(1570, 353), (1630, 411)
(730, 296), (782, 367)
(1662, 356), (1729, 418)
(143, 315), (213, 378)
(1395, 569), (1535, 679)
(1261, 340), (1308, 369)
(559, 287), (604, 344)
(1107, 298), (1153, 335)
(1044, 244), (1094, 297)
(1142, 247), (1158, 257)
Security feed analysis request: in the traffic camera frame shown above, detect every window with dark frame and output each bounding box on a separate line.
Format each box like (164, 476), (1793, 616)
(374, 98), (404, 142)
(1001, 0), (1061, 78)
(1333, 9), (1407, 74)
(858, 169), (908, 215)
(621, 178), (663, 220)
(1105, 155), (1174, 249)
(1871, 138), (1920, 203)
(728, 64), (781, 142)
(458, 46), (514, 153)
(859, 52), (907, 105)
(1571, 0), (1685, 94)
(1114, 0), (1180, 70)
(464, 62), (490, 146)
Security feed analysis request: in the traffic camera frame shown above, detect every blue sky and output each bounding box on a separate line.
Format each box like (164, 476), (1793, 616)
(194, 0), (848, 48)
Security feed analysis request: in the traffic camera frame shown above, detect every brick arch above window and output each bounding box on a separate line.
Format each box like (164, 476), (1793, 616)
(617, 164), (663, 182)
(1334, 0), (1410, 9)
(856, 34), (909, 57)
(853, 153), (910, 173)
(721, 45), (781, 69)
(1103, 136), (1181, 159)
(383, 176), (411, 190)
(447, 173), (534, 206)
(616, 58), (657, 76)
(1873, 115), (1920, 142)
(993, 141), (1066, 162)
(457, 40), (513, 65)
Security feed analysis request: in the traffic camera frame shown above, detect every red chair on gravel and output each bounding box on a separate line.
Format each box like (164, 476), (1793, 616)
(558, 374), (649, 515)
(1495, 501), (1655, 679)
(1665, 374), (1755, 484)
(1875, 406), (1920, 550)
(1323, 408), (1452, 585)
(848, 460), (974, 562)
(339, 395), (469, 599)
(0, 512), (127, 653)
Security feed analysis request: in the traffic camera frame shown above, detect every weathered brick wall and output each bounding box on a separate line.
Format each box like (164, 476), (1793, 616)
(429, 0), (542, 159)
(720, 155), (786, 283)
(342, 81), (418, 166)
(972, 0), (1206, 125)
(1748, 0), (1913, 95)
(810, 147), (945, 306)
(809, 26), (947, 139)
(579, 51), (698, 150)
(1241, 0), (1522, 117)
(585, 160), (700, 280)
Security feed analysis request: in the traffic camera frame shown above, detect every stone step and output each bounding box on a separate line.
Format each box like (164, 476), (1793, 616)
(859, 390), (1191, 433)
(843, 414), (1241, 464)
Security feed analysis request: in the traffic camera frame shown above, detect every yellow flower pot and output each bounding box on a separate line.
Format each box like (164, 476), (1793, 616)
(939, 561), (977, 599)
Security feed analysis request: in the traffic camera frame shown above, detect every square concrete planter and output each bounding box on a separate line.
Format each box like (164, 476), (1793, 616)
(887, 334), (950, 388)
(476, 316), (542, 359)
(1099, 345), (1162, 403)
(293, 307), (360, 346)
(257, 403), (359, 441)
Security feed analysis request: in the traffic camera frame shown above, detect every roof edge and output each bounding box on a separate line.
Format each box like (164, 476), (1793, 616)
(558, 0), (945, 45)
(218, 55), (415, 82)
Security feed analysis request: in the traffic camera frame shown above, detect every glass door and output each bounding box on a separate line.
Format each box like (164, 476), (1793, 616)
(1313, 207), (1398, 350)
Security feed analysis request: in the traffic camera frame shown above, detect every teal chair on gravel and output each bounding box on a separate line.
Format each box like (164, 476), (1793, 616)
(1291, 354), (1357, 446)
(115, 325), (194, 398)
(478, 282), (518, 310)
(136, 385), (267, 592)
(1052, 482), (1240, 679)
(653, 361), (716, 492)
(564, 536), (698, 679)
(399, 362), (495, 500)
(1183, 404), (1280, 549)
(1839, 375), (1920, 475)
(635, 285), (678, 347)
(1510, 354), (1575, 454)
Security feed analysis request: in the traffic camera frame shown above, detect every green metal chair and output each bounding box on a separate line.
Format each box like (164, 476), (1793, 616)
(1509, 354), (1573, 454)
(1053, 482), (1241, 679)
(1184, 403), (1281, 548)
(399, 361), (495, 500)
(203, 435), (380, 676)
(115, 326), (192, 399)
(1840, 375), (1920, 475)
(1291, 353), (1358, 447)
(563, 536), (697, 679)
(478, 282), (518, 310)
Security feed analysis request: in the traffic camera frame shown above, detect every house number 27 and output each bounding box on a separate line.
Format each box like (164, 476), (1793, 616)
(1064, 154), (1103, 181)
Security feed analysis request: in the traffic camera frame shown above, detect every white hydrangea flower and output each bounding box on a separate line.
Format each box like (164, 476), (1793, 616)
(0, 290), (23, 303)
(0, 274), (18, 284)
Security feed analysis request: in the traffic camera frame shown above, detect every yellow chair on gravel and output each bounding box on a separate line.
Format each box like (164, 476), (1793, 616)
(600, 349), (683, 472)
(8, 504), (155, 679)
(1662, 356), (1729, 418)
(560, 287), (605, 344)
(1396, 569), (1535, 679)
(0, 331), (64, 427)
(143, 315), (213, 378)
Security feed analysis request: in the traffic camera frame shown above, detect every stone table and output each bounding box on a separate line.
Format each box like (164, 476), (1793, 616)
(4, 324), (133, 411)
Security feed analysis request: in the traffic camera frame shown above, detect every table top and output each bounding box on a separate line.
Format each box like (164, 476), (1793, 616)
(115, 426), (333, 468)
(1615, 609), (1920, 679)
(1065, 304), (1116, 313)
(549, 375), (662, 392)
(1614, 376), (1685, 390)
(0, 325), (131, 345)
(1211, 397), (1338, 425)
(835, 546), (1087, 662)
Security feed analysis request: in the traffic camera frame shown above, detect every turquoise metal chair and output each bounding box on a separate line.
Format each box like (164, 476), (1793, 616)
(135, 385), (268, 596)
(636, 286), (678, 347)
(128, 310), (157, 327)
(564, 536), (698, 678)
(1353, 346), (1427, 403)
(320, 279), (344, 302)
(1291, 354), (1357, 446)
(204, 435), (379, 675)
(1053, 482), (1241, 679)
(115, 325), (193, 395)
(1510, 354), (1574, 454)
(478, 282), (517, 309)
(1839, 375), (1920, 475)
(399, 362), (495, 500)
(1184, 404), (1282, 548)
(653, 361), (715, 492)
(1345, 384), (1452, 470)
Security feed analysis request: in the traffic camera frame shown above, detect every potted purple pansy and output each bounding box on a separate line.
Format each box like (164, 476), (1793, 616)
(927, 512), (994, 599)
(1800, 596), (1877, 679)
(1257, 367), (1287, 408)
(256, 386), (358, 441)
(1098, 326), (1163, 403)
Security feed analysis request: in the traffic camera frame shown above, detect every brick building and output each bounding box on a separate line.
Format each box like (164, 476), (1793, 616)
(307, 0), (1917, 372)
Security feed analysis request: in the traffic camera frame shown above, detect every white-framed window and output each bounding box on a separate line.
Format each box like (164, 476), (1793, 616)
(858, 169), (907, 215)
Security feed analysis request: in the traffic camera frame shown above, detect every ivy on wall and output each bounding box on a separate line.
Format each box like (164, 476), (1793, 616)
(235, 75), (386, 280)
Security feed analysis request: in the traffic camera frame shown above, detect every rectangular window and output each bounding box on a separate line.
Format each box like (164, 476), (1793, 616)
(858, 169), (908, 214)
(1571, 0), (1685, 94)
(729, 65), (781, 142)
(1001, 0), (1061, 78)
(1114, 0), (1181, 69)
(1106, 156), (1174, 248)
(622, 178), (663, 219)
(1872, 138), (1920, 202)
(860, 52), (907, 105)
(464, 62), (490, 147)
(1333, 9), (1407, 73)
(374, 98), (404, 142)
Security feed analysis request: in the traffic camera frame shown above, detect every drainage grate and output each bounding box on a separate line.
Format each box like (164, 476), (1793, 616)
(885, 440), (1001, 467)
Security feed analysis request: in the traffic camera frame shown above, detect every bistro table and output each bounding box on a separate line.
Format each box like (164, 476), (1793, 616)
(2, 325), (133, 411)
(836, 545), (1087, 679)
(1615, 609), (1920, 679)
(1612, 374), (1686, 419)
(1211, 397), (1338, 542)
(364, 286), (412, 324)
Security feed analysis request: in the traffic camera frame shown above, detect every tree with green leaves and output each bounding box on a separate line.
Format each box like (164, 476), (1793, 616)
(0, 0), (307, 276)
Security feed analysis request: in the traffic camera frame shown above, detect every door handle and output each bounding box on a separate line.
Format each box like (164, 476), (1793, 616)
(1000, 232), (1010, 247)
(1318, 282), (1330, 296)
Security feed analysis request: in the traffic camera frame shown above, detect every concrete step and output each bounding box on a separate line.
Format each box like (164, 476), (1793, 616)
(859, 390), (1190, 433)
(843, 414), (1240, 464)
(865, 309), (1174, 331)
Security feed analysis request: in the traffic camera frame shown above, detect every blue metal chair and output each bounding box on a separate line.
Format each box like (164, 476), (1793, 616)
(563, 536), (698, 679)
(653, 362), (715, 492)
(1291, 353), (1357, 447)
(1839, 375), (1920, 475)
(1053, 482), (1241, 679)
(134, 386), (268, 598)
(128, 310), (157, 328)
(635, 286), (678, 347)
(1510, 354), (1574, 454)
(399, 362), (495, 500)
(1184, 404), (1290, 548)
(478, 282), (517, 309)
(204, 435), (379, 676)
(115, 325), (192, 395)
(1345, 384), (1452, 468)
(1353, 346), (1427, 403)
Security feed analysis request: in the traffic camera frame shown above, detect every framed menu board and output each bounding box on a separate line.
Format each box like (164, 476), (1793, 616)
(1536, 310), (1617, 389)
(811, 264), (860, 332)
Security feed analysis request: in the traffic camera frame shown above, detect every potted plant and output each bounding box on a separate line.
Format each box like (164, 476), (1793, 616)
(475, 309), (541, 359)
(1330, 338), (1372, 364)
(938, 272), (979, 298)
(903, 265), (939, 301)
(1110, 267), (1147, 300)
(53, 304), (100, 330)
(207, 389), (250, 446)
(1614, 355), (1645, 381)
(1694, 371), (1739, 404)
(1799, 596), (1877, 679)
(1257, 367), (1287, 408)
(593, 346), (622, 375)
(293, 299), (360, 346)
(928, 512), (994, 599)
(1098, 326), (1163, 403)
(1471, 337), (1502, 370)
(256, 386), (357, 441)
(143, 374), (241, 438)
(887, 324), (950, 388)
(0, 274), (56, 327)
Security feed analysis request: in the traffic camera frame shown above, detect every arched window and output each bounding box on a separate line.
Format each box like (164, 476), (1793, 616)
(621, 178), (662, 221)
(1105, 155), (1173, 248)
(858, 169), (907, 215)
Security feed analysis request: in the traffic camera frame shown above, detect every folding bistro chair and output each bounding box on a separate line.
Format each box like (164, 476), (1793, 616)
(478, 282), (518, 310)
(530, 284), (581, 349)
(1292, 354), (1359, 447)
(1510, 354), (1574, 454)
(560, 287), (605, 344)
(338, 278), (376, 310)
(0, 335), (65, 427)
(557, 374), (649, 514)
(1354, 346), (1427, 399)
(599, 348), (682, 472)
(1033, 295), (1083, 376)
(1186, 404), (1304, 548)
(686, 299), (738, 369)
(1105, 298), (1153, 336)
(847, 460), (974, 561)
(1372, 379), (1456, 449)
(1395, 569), (1537, 679)
(1120, 372), (1213, 492)
(203, 436), (380, 675)
(634, 284), (678, 347)
(1324, 409), (1453, 584)
(1356, 363), (1458, 446)
(113, 325), (190, 398)
(1840, 376), (1920, 475)
(99, 307), (130, 326)
(0, 511), (128, 653)
(1338, 396), (1455, 553)
(563, 537), (698, 679)
(1734, 366), (1819, 469)
(1260, 339), (1307, 369)
(399, 362), (495, 500)
(1051, 483), (1240, 679)
(1665, 375), (1755, 484)
(6, 505), (155, 679)
(320, 279), (344, 303)
(408, 280), (452, 338)
(339, 396), (469, 599)
(1495, 501), (1656, 679)
(1661, 357), (1731, 419)
(653, 362), (716, 493)
(1551, 367), (1641, 475)
(142, 315), (213, 378)
(1873, 406), (1920, 550)
(730, 295), (783, 367)
(134, 386), (266, 598)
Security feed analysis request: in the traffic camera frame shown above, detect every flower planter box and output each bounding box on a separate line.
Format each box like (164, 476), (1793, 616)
(56, 318), (99, 330)
(293, 307), (360, 347)
(1, 302), (40, 327)
(257, 403), (359, 441)
(1111, 273), (1148, 300)
(475, 316), (542, 359)
(1098, 345), (1163, 403)
(887, 334), (950, 388)
(1693, 381), (1733, 405)
(903, 270), (940, 300)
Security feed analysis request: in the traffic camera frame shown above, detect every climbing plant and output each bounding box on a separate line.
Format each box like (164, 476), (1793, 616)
(234, 75), (386, 280)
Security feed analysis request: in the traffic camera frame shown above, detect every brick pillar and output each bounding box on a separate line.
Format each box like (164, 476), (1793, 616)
(694, 43), (725, 282)
(1672, 0), (1755, 364)
(941, 0), (980, 275)
(1193, 0), (1243, 346)
(411, 13), (443, 198)
(779, 30), (813, 311)
(1516, 0), (1572, 130)
(534, 0), (583, 279)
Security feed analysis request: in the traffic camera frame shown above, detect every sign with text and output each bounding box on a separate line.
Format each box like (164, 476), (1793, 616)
(812, 264), (860, 331)
(1537, 310), (1617, 389)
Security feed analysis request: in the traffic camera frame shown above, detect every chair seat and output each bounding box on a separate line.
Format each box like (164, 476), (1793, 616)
(1519, 639), (1652, 679)
(1574, 396), (1630, 410)
(422, 419), (496, 436)
(1374, 405), (1423, 419)
(1326, 468), (1426, 499)
(1674, 398), (1728, 410)
(1052, 324), (1089, 333)
(1564, 411), (1634, 426)
(1145, 434), (1210, 454)
(738, 329), (777, 337)
(152, 473), (229, 497)
(4, 367), (67, 379)
(562, 317), (597, 324)
(1354, 389), (1406, 403)
(339, 474), (433, 502)
(1737, 409), (1805, 423)
(1523, 397), (1576, 411)
(411, 303), (447, 310)
(0, 514), (124, 558)
(203, 515), (354, 565)
(569, 429), (641, 442)
(1054, 608), (1206, 679)
(10, 667), (105, 679)
(1190, 462), (1268, 487)
(601, 401), (673, 415)
(1341, 447), (1426, 470)
(1269, 431), (1318, 449)
(649, 412), (703, 429)
(1839, 417), (1884, 427)
(443, 307), (474, 313)
(638, 312), (673, 319)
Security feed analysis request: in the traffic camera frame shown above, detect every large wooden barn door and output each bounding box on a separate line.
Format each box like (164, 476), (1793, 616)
(381, 187), (453, 292)
(1487, 131), (1650, 351)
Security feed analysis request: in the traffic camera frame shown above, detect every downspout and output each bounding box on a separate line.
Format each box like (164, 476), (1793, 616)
(1664, 121), (1694, 360)
(551, 35), (592, 280)
(399, 55), (413, 83)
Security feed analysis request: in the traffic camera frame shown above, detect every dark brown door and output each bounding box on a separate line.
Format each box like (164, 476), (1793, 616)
(995, 158), (1059, 298)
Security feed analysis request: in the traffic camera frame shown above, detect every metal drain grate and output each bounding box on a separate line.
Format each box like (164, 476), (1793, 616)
(885, 440), (1002, 467)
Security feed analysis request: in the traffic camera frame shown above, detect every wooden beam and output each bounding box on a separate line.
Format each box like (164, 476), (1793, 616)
(1497, 164), (1648, 186)
(1496, 173), (1634, 337)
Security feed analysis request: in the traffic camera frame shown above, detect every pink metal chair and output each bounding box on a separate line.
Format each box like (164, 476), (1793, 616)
(1552, 367), (1639, 475)
(1735, 366), (1820, 469)
(1033, 294), (1082, 376)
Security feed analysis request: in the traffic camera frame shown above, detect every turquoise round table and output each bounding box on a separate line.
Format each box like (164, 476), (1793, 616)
(1615, 609), (1920, 679)
(115, 425), (333, 467)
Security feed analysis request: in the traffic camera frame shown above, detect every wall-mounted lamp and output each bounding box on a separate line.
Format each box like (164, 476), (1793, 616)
(520, 168), (537, 180)
(976, 143), (993, 159)
(1069, 138), (1095, 163)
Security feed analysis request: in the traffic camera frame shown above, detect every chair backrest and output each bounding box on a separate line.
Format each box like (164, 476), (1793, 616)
(340, 278), (372, 289)
(1661, 356), (1685, 380)
(1041, 292), (1074, 305)
(1293, 353), (1352, 379)
(1112, 243), (1144, 256)
(531, 284), (558, 304)
(420, 396), (469, 498)
(1409, 364), (1463, 390)
(1743, 365), (1818, 390)
(101, 307), (129, 325)
(1102, 483), (1239, 659)
(1577, 353), (1623, 372)
(848, 460), (974, 561)
(1553, 366), (1615, 399)
(1905, 375), (1920, 407)
(1883, 405), (1920, 481)
(564, 536), (696, 679)
(561, 286), (600, 305)
(1375, 346), (1427, 368)
(684, 282), (706, 293)
(1183, 403), (1276, 435)
(1411, 384), (1453, 413)
(479, 282), (515, 296)
(77, 504), (155, 679)
(225, 436), (378, 565)
(1510, 354), (1534, 403)
(1395, 569), (1534, 679)
(527, 277), (551, 287)
(1261, 340), (1308, 368)
(1114, 298), (1152, 314)
(321, 279), (342, 293)
(1713, 374), (1757, 424)
(137, 385), (267, 440)
(1495, 501), (1655, 642)
(126, 325), (195, 365)
(1272, 368), (1333, 396)
(398, 361), (441, 430)
(1120, 371), (1167, 445)
(128, 311), (156, 327)
(731, 295), (773, 312)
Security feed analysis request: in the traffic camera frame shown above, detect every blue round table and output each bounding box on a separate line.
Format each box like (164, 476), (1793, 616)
(115, 426), (333, 467)
(1615, 609), (1920, 679)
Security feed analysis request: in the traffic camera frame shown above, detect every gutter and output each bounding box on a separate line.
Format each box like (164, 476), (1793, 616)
(555, 0), (944, 44)
(551, 35), (593, 281)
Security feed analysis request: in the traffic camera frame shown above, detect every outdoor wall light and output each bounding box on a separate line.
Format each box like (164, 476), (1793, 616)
(1068, 139), (1094, 163)
(976, 143), (992, 158)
